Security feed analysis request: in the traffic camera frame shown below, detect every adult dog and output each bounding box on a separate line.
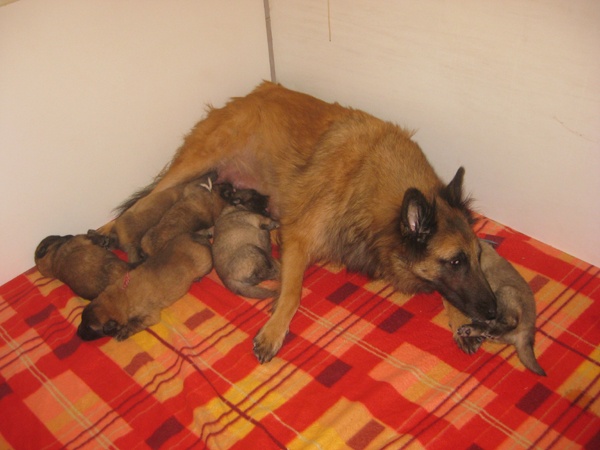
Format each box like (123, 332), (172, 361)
(112, 81), (497, 363)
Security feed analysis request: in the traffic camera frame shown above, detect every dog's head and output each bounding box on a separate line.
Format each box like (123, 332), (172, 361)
(77, 287), (139, 341)
(34, 234), (74, 277)
(397, 167), (497, 322)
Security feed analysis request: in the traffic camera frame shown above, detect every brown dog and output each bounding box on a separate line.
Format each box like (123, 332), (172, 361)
(447, 240), (546, 376)
(77, 232), (212, 341)
(108, 81), (497, 362)
(212, 199), (280, 299)
(140, 175), (233, 256)
(34, 230), (130, 299)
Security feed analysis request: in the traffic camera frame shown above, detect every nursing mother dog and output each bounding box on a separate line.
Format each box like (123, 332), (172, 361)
(110, 81), (497, 363)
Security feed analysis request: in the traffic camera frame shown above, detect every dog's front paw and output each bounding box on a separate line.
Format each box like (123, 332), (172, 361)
(253, 326), (286, 364)
(453, 333), (484, 355)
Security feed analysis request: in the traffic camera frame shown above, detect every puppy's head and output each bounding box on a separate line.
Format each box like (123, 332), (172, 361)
(214, 182), (236, 201)
(231, 188), (270, 215)
(77, 287), (136, 341)
(34, 234), (74, 277)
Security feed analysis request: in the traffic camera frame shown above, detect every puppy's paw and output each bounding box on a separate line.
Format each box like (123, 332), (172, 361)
(457, 324), (473, 337)
(453, 333), (484, 355)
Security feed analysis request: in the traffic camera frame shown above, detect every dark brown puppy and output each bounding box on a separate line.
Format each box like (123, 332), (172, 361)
(140, 175), (233, 256)
(447, 240), (546, 376)
(212, 198), (280, 299)
(109, 82), (497, 363)
(77, 232), (212, 341)
(34, 230), (130, 299)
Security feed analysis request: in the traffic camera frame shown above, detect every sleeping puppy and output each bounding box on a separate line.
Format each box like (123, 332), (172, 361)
(451, 240), (546, 376)
(212, 194), (280, 299)
(34, 230), (130, 299)
(140, 177), (233, 257)
(111, 171), (218, 263)
(77, 232), (212, 341)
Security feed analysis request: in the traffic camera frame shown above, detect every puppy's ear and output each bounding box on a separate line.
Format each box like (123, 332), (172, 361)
(35, 235), (64, 259)
(86, 229), (115, 249)
(399, 188), (437, 246)
(35, 241), (51, 259)
(102, 319), (121, 337)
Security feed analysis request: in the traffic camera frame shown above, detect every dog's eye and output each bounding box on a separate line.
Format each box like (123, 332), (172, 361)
(446, 252), (467, 268)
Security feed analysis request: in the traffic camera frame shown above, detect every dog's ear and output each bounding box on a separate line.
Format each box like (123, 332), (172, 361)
(441, 167), (465, 208)
(399, 188), (437, 245)
(440, 167), (475, 223)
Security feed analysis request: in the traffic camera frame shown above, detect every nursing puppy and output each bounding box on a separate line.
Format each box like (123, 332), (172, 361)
(108, 82), (497, 363)
(140, 176), (233, 256)
(212, 196), (280, 299)
(111, 171), (219, 263)
(77, 232), (212, 341)
(34, 230), (130, 299)
(447, 240), (546, 376)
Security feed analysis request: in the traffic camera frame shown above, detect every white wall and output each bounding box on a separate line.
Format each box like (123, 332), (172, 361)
(0, 0), (271, 285)
(269, 0), (600, 267)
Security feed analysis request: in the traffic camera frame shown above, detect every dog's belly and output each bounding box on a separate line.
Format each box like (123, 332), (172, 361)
(216, 152), (282, 218)
(217, 161), (261, 191)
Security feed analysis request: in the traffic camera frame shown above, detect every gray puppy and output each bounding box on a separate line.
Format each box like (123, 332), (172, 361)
(456, 240), (546, 376)
(212, 194), (280, 299)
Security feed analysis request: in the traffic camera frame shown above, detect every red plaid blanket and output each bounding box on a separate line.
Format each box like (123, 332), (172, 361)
(1, 217), (598, 449)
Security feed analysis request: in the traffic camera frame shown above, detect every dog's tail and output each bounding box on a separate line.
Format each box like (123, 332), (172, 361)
(113, 162), (171, 216)
(515, 335), (546, 376)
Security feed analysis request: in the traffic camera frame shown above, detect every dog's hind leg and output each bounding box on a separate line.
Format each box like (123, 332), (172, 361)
(253, 238), (308, 363)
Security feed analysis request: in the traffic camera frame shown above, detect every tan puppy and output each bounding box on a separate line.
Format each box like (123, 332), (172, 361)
(107, 82), (498, 363)
(77, 232), (212, 341)
(447, 240), (546, 376)
(212, 196), (280, 299)
(34, 230), (130, 299)
(111, 172), (219, 263)
(140, 177), (233, 256)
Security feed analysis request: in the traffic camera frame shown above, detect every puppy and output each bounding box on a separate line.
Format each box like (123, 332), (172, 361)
(140, 175), (233, 256)
(106, 82), (498, 362)
(34, 230), (130, 299)
(449, 240), (546, 376)
(77, 232), (213, 341)
(111, 171), (219, 263)
(212, 196), (280, 299)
